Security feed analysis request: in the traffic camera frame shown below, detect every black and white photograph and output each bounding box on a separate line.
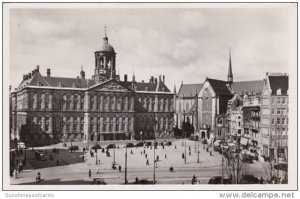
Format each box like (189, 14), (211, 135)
(2, 2), (298, 193)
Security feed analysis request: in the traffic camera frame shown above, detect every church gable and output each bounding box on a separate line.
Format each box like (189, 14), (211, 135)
(88, 79), (133, 92)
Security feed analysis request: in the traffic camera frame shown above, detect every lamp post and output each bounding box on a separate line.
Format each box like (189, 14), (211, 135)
(197, 133), (200, 163)
(95, 133), (98, 165)
(125, 144), (128, 184)
(113, 131), (116, 164)
(153, 116), (157, 184)
(184, 131), (187, 163)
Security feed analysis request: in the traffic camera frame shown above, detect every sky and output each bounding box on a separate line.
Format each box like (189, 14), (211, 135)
(8, 4), (296, 91)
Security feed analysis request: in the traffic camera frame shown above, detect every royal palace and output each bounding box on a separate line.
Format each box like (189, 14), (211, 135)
(10, 32), (174, 144)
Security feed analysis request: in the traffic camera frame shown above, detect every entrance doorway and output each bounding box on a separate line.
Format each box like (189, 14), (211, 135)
(201, 131), (206, 139)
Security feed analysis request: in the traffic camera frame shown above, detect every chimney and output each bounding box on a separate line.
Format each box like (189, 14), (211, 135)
(47, 68), (51, 77)
(23, 74), (26, 80)
(159, 75), (161, 82)
(142, 80), (144, 83)
(36, 65), (40, 72)
(163, 75), (165, 83)
(32, 70), (35, 76)
(154, 78), (158, 84)
(124, 74), (128, 82)
(151, 76), (154, 84)
(28, 73), (32, 79)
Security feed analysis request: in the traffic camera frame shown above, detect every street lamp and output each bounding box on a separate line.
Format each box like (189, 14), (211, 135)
(95, 132), (98, 165)
(125, 144), (128, 184)
(113, 131), (116, 165)
(184, 131), (187, 163)
(197, 133), (200, 163)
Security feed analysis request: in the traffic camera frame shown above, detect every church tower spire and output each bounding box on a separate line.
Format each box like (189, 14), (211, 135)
(227, 49), (233, 85)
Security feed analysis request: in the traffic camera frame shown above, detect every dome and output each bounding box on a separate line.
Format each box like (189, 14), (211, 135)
(100, 36), (115, 53)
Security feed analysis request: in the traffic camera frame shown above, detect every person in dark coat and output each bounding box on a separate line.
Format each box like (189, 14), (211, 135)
(118, 165), (122, 172)
(88, 169), (91, 178)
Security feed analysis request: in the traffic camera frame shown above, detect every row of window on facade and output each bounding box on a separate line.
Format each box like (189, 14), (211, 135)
(262, 97), (288, 105)
(261, 108), (289, 115)
(262, 127), (288, 136)
(137, 97), (173, 112)
(262, 118), (288, 125)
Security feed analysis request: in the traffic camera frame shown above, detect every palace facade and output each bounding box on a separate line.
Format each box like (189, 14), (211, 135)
(10, 32), (174, 144)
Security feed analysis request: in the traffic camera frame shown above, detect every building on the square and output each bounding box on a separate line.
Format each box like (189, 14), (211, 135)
(197, 52), (264, 141)
(10, 30), (174, 145)
(260, 73), (288, 163)
(174, 83), (202, 136)
(227, 94), (243, 140)
(242, 94), (261, 150)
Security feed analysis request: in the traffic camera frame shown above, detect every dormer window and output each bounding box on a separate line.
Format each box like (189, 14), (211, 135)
(276, 88), (282, 95)
(59, 82), (64, 87)
(37, 81), (43, 86)
(73, 83), (77, 88)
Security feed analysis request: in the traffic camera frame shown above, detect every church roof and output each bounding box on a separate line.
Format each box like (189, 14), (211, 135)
(206, 78), (232, 96)
(232, 80), (264, 95)
(268, 75), (288, 95)
(178, 84), (203, 97)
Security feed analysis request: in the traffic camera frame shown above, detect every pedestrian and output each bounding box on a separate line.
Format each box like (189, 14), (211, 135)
(156, 155), (159, 161)
(175, 145), (177, 149)
(206, 147), (209, 152)
(143, 149), (145, 154)
(189, 146), (191, 151)
(98, 159), (101, 164)
(131, 150), (133, 154)
(192, 175), (197, 184)
(189, 151), (191, 156)
(36, 172), (41, 182)
(182, 153), (185, 159)
(210, 151), (212, 156)
(135, 177), (139, 184)
(260, 176), (264, 184)
(165, 154), (167, 159)
(96, 166), (100, 174)
(14, 170), (18, 179)
(119, 165), (122, 172)
(88, 169), (91, 178)
(146, 159), (149, 165)
(82, 155), (84, 161)
(83, 148), (85, 153)
(141, 151), (142, 155)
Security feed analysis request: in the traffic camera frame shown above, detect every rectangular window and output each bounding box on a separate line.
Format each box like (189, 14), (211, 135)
(282, 98), (286, 104)
(272, 109), (275, 115)
(271, 119), (275, 125)
(277, 97), (281, 104)
(277, 118), (281, 125)
(272, 98), (275, 104)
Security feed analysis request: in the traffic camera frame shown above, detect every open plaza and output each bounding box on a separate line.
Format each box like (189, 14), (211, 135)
(10, 139), (273, 185)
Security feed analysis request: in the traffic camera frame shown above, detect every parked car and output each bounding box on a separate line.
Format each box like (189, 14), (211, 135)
(69, 145), (79, 151)
(208, 176), (232, 184)
(126, 143), (135, 148)
(202, 139), (208, 144)
(92, 144), (102, 150)
(17, 142), (26, 149)
(92, 178), (106, 185)
(135, 142), (144, 147)
(239, 175), (259, 184)
(35, 150), (47, 161)
(106, 144), (116, 149)
(166, 141), (172, 146)
(274, 163), (288, 171)
(242, 154), (254, 163)
(134, 179), (153, 184)
(145, 142), (152, 146)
